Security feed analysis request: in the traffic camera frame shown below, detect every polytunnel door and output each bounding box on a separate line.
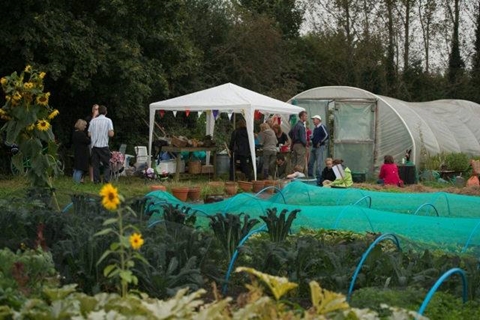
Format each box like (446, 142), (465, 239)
(332, 100), (376, 180)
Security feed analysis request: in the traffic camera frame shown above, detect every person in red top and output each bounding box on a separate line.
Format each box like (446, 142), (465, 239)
(379, 155), (403, 186)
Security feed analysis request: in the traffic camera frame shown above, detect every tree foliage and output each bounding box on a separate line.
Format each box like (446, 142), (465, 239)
(0, 0), (479, 154)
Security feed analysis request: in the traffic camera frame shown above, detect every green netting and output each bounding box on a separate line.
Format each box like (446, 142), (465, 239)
(145, 181), (480, 254)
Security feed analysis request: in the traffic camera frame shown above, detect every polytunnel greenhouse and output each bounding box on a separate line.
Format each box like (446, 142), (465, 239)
(287, 86), (480, 179)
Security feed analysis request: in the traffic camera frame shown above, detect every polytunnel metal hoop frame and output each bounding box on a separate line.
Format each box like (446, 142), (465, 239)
(417, 268), (467, 316)
(347, 233), (401, 302)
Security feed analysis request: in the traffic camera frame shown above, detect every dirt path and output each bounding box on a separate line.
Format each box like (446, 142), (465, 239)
(355, 183), (480, 196)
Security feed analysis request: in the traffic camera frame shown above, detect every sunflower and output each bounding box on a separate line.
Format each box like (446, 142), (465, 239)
(26, 123), (35, 131)
(48, 109), (59, 120)
(36, 120), (50, 131)
(23, 82), (34, 89)
(24, 65), (32, 73)
(129, 233), (144, 250)
(13, 92), (22, 101)
(39, 72), (46, 79)
(0, 77), (6, 85)
(36, 92), (50, 106)
(99, 183), (121, 211)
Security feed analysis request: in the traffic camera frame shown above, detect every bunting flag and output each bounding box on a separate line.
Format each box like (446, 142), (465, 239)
(227, 112), (233, 120)
(158, 110), (165, 118)
(185, 110), (190, 117)
(197, 111), (203, 118)
(173, 111), (177, 117)
(213, 110), (219, 119)
(254, 110), (262, 120)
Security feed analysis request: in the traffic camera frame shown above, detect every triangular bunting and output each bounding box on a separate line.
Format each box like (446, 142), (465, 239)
(185, 110), (190, 117)
(197, 111), (203, 118)
(173, 111), (177, 117)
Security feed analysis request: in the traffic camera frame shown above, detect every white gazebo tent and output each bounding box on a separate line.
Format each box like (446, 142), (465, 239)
(149, 83), (304, 180)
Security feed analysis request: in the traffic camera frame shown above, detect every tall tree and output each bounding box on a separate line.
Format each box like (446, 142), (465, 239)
(446, 0), (465, 98)
(418, 0), (437, 74)
(470, 0), (480, 102)
(235, 0), (305, 39)
(384, 0), (398, 96)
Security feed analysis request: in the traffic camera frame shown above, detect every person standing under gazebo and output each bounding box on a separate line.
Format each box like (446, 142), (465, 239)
(289, 111), (308, 172)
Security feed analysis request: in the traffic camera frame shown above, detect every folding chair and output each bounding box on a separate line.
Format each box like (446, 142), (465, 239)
(134, 146), (149, 170)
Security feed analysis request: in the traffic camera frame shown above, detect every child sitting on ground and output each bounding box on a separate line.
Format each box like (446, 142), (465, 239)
(286, 165), (306, 179)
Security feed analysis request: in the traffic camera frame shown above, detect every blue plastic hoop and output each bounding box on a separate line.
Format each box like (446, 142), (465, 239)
(462, 220), (480, 253)
(222, 224), (268, 295)
(333, 206), (375, 232)
(347, 233), (401, 302)
(417, 268), (467, 316)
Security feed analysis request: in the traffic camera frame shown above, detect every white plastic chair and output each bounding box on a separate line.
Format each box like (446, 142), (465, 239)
(134, 146), (149, 169)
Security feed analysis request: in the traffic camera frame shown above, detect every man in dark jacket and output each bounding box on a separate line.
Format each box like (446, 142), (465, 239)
(308, 115), (329, 184)
(229, 119), (252, 181)
(289, 111), (308, 170)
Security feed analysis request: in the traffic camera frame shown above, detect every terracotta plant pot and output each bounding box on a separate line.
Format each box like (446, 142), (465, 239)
(171, 187), (189, 201)
(150, 185), (166, 191)
(263, 180), (275, 194)
(224, 181), (238, 195)
(237, 181), (253, 192)
(188, 186), (201, 201)
(252, 180), (265, 193)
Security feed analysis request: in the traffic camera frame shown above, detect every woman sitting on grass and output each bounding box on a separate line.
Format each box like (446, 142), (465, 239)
(378, 155), (403, 187)
(324, 159), (353, 188)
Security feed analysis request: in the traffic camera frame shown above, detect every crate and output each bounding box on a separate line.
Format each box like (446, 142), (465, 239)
(352, 172), (366, 183)
(171, 136), (188, 148)
(157, 160), (185, 174)
(202, 164), (214, 174)
(188, 160), (202, 174)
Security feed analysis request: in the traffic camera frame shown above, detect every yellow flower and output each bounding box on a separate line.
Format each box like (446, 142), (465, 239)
(13, 92), (22, 101)
(36, 92), (50, 106)
(24, 82), (34, 89)
(129, 233), (144, 250)
(39, 72), (46, 79)
(25, 65), (32, 73)
(5, 95), (11, 101)
(26, 123), (35, 131)
(99, 183), (121, 211)
(48, 109), (59, 120)
(0, 78), (6, 85)
(36, 119), (50, 131)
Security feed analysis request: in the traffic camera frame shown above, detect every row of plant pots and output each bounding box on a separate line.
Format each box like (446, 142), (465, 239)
(150, 180), (288, 202)
(150, 185), (201, 202)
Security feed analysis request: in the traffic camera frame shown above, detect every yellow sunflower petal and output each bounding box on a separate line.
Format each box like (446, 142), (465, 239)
(36, 120), (50, 131)
(129, 233), (144, 250)
(48, 109), (59, 120)
(99, 183), (121, 211)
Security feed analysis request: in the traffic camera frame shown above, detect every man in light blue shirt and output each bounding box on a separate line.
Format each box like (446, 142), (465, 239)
(88, 105), (114, 183)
